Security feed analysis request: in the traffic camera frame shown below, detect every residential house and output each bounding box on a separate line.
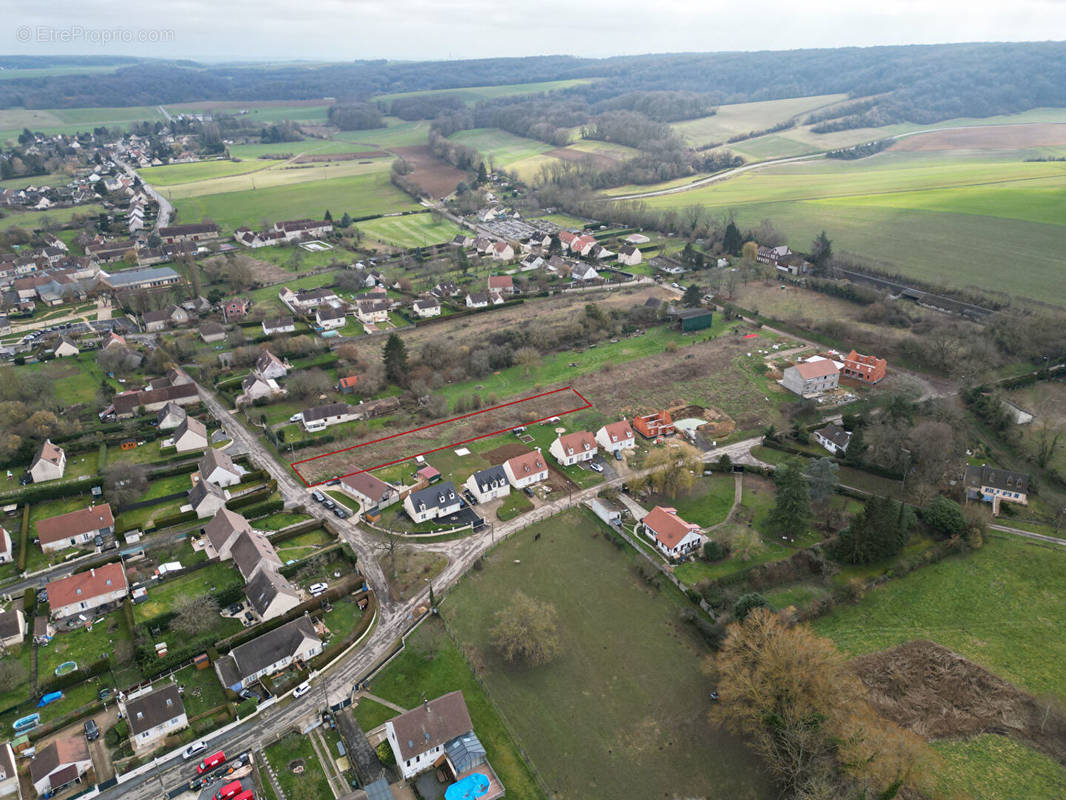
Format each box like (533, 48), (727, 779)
(199, 322), (226, 343)
(0, 526), (11, 565)
(780, 360), (840, 397)
(595, 420), (636, 453)
(490, 241), (514, 261)
(29, 439), (65, 483)
(29, 736), (92, 797)
(262, 316), (296, 336)
(385, 692), (487, 783)
(222, 298), (249, 322)
(412, 295), (441, 318)
(54, 337), (80, 357)
(230, 530), (282, 582)
(756, 245), (792, 265)
(570, 235), (597, 257)
(123, 684), (188, 754)
(36, 504), (114, 554)
(549, 431), (598, 466)
(0, 608), (25, 649)
(244, 568), (301, 622)
(316, 304), (347, 330)
(487, 275), (514, 295)
(617, 245), (643, 266)
(355, 298), (389, 325)
(215, 616), (322, 691)
(433, 281), (458, 298)
(256, 350), (289, 380)
(404, 482), (462, 524)
(158, 223), (219, 244)
(108, 382), (199, 419)
(302, 403), (359, 432)
(100, 266), (182, 290)
(519, 254), (544, 272)
(502, 450), (549, 490)
(273, 219), (332, 240)
(641, 506), (703, 559)
(170, 416), (208, 452)
(188, 479), (228, 519)
(202, 508), (253, 561)
(0, 741), (17, 799)
(557, 230), (577, 251)
(279, 287), (340, 313)
(842, 350), (887, 384)
(450, 234), (473, 248)
(337, 375), (360, 394)
(241, 371), (283, 403)
(813, 423), (851, 456)
(339, 472), (399, 511)
(141, 308), (172, 332)
(964, 466), (1030, 515)
(47, 562), (127, 619)
(625, 233), (650, 245)
(464, 465), (511, 504)
(156, 402), (187, 430)
(570, 263), (599, 281)
(589, 243), (614, 261)
(465, 292), (489, 309)
(199, 448), (241, 488)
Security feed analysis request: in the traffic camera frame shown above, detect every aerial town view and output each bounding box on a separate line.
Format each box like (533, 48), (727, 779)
(0, 4), (1063, 799)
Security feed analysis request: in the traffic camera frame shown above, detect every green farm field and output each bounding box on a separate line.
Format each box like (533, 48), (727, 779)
(449, 128), (554, 167)
(374, 78), (595, 105)
(170, 169), (418, 230)
(138, 158), (276, 186)
(0, 105), (163, 143)
(165, 100), (331, 124)
(356, 213), (463, 247)
(0, 203), (107, 232)
(673, 93), (849, 146)
(151, 156), (394, 199)
(0, 65), (122, 81)
(442, 508), (773, 800)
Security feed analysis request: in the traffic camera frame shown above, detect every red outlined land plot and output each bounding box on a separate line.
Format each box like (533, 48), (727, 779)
(290, 386), (591, 486)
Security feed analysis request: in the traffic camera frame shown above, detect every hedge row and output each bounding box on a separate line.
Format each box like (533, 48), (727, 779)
(0, 476), (96, 505)
(239, 499), (285, 519)
(309, 591), (377, 670)
(17, 503), (30, 571)
(38, 657), (109, 695)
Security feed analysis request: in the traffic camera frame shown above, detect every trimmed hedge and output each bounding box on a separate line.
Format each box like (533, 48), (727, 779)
(239, 499), (285, 519)
(17, 503), (30, 571)
(38, 657), (109, 695)
(0, 476), (96, 506)
(22, 587), (35, 612)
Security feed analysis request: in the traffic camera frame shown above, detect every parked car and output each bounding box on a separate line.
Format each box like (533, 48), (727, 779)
(197, 751), (225, 773)
(215, 780), (243, 800)
(238, 688), (258, 701)
(614, 450), (623, 461)
(309, 582), (328, 596)
(84, 719), (99, 741)
(289, 413), (304, 423)
(333, 507), (348, 519)
(323, 499), (336, 510)
(311, 490), (325, 503)
(292, 682), (312, 699)
(523, 486), (535, 498)
(93, 534), (104, 548)
(589, 462), (604, 473)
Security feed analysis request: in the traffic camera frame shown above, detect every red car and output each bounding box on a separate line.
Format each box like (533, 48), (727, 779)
(215, 780), (243, 800)
(197, 751), (226, 774)
(233, 791), (255, 800)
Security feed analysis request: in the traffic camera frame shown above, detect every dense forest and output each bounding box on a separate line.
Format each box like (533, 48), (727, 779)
(1, 42), (1065, 132)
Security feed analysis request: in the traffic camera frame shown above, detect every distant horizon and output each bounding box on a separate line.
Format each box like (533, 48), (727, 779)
(5, 0), (1066, 62)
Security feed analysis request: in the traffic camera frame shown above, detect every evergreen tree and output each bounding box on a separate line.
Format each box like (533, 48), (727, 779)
(476, 162), (488, 185)
(383, 333), (409, 386)
(324, 209), (332, 221)
(723, 221), (742, 256)
(766, 458), (812, 539)
(682, 284), (702, 307)
(832, 496), (912, 564)
(548, 234), (562, 256)
(339, 212), (352, 228)
(810, 231), (833, 271)
(844, 425), (867, 466)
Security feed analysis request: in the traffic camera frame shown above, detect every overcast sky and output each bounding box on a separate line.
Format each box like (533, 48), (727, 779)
(6, 0), (1066, 61)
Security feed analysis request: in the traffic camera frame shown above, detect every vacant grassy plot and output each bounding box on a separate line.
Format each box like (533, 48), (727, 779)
(375, 79), (595, 105)
(138, 159), (275, 186)
(442, 508), (773, 800)
(449, 128), (554, 167)
(646, 474), (736, 528)
(156, 156), (394, 199)
(931, 734), (1066, 800)
(673, 94), (849, 146)
(356, 213), (462, 247)
(174, 663), (227, 718)
(264, 732), (332, 799)
(172, 170), (419, 231)
(0, 203), (107, 232)
(167, 102), (330, 124)
(37, 609), (133, 677)
(816, 534), (1066, 701)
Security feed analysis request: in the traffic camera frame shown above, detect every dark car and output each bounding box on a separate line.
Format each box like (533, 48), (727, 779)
(94, 534), (104, 548)
(333, 507), (348, 519)
(523, 486), (535, 498)
(323, 499), (336, 510)
(311, 490), (325, 503)
(84, 719), (100, 741)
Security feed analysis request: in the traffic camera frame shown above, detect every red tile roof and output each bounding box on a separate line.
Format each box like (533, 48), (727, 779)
(46, 562), (126, 610)
(793, 360), (839, 380)
(36, 504), (114, 546)
(643, 506), (700, 549)
(557, 431), (596, 454)
(338, 375), (359, 389)
(505, 450), (547, 477)
(600, 420), (634, 443)
(488, 275), (513, 289)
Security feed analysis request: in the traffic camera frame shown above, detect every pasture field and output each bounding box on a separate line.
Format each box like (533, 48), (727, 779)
(165, 99), (331, 124)
(932, 735), (1066, 800)
(449, 128), (554, 167)
(356, 213), (462, 247)
(0, 170), (72, 189)
(374, 78), (595, 105)
(0, 64), (122, 81)
(673, 93), (850, 146)
(442, 508), (773, 800)
(0, 203), (107, 232)
(815, 533), (1066, 702)
(171, 169), (418, 230)
(0, 104), (164, 144)
(137, 158), (275, 186)
(227, 123), (430, 160)
(151, 155), (394, 200)
(332, 120), (431, 148)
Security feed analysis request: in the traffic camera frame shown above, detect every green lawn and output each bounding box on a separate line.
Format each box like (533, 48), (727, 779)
(356, 213), (463, 247)
(816, 534), (1066, 702)
(134, 562), (244, 623)
(264, 732), (332, 800)
(273, 527), (334, 562)
(931, 734), (1066, 800)
(174, 664), (227, 719)
(375, 79), (595, 106)
(646, 473), (736, 528)
(438, 508), (773, 800)
(0, 203), (107, 232)
(352, 697), (396, 732)
(448, 129), (554, 167)
(170, 169), (419, 232)
(37, 609), (133, 677)
(495, 491), (533, 521)
(255, 511), (314, 531)
(672, 94), (849, 147)
(138, 159), (275, 186)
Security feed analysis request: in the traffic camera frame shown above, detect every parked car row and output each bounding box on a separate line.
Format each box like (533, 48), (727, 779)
(310, 490), (349, 518)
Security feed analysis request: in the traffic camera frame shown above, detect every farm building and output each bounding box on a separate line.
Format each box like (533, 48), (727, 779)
(675, 308), (713, 332)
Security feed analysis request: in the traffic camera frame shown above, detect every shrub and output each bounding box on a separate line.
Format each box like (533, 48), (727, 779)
(922, 495), (965, 538)
(376, 739), (395, 767)
(22, 588), (35, 613)
(702, 540), (728, 562)
(236, 698), (257, 719)
(733, 592), (771, 621)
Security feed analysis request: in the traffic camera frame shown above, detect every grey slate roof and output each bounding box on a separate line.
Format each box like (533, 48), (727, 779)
(229, 616), (320, 679)
(815, 423), (851, 450)
(303, 403), (355, 422)
(407, 481), (459, 513)
(125, 684), (185, 736)
(244, 568), (299, 617)
(389, 691), (472, 762)
(964, 465), (1030, 495)
(468, 465), (508, 494)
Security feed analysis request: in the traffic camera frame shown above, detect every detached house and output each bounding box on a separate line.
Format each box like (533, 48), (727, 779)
(596, 420), (636, 453)
(340, 471), (399, 511)
(188, 479), (228, 519)
(244, 568), (301, 622)
(29, 736), (92, 797)
(490, 241), (514, 261)
(633, 410), (675, 439)
(29, 439), (65, 483)
(813, 423), (851, 456)
(404, 481), (462, 524)
(412, 295), (441, 318)
(503, 450), (549, 489)
(170, 416), (209, 452)
(570, 263), (599, 282)
(54, 337), (80, 357)
(842, 350), (887, 385)
(386, 691), (474, 780)
(464, 465), (511, 504)
(256, 350), (289, 380)
(316, 304), (347, 330)
(156, 402), (187, 430)
(47, 562), (127, 619)
(355, 298), (390, 325)
(241, 371), (283, 403)
(202, 508), (253, 561)
(964, 466), (1030, 515)
(36, 504), (114, 554)
(215, 616), (322, 691)
(199, 448), (241, 488)
(262, 316), (296, 336)
(199, 321), (226, 343)
(617, 245), (643, 266)
(641, 506), (703, 559)
(549, 431), (598, 466)
(0, 607), (25, 649)
(487, 275), (513, 295)
(123, 684), (188, 754)
(780, 360), (840, 397)
(301, 403), (359, 432)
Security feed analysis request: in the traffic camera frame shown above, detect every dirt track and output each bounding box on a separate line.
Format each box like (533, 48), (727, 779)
(853, 640), (1066, 766)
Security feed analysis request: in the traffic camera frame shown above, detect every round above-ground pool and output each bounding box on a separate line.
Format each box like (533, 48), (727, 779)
(444, 772), (490, 800)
